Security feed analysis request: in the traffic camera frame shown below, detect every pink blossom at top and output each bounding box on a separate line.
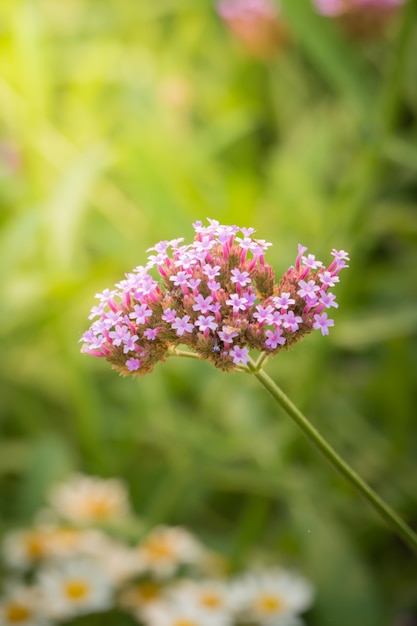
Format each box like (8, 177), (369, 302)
(331, 249), (350, 262)
(218, 0), (278, 21)
(318, 271), (340, 288)
(147, 240), (170, 254)
(301, 254), (323, 270)
(193, 236), (216, 254)
(95, 288), (117, 302)
(313, 0), (404, 16)
(88, 303), (106, 320)
(147, 252), (169, 268)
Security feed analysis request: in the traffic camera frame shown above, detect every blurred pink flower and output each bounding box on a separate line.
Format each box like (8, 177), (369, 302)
(313, 0), (406, 36)
(217, 0), (288, 58)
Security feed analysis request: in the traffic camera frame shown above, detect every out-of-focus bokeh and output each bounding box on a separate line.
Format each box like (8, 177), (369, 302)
(1, 0), (416, 623)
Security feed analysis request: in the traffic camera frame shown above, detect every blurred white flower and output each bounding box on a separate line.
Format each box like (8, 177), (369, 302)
(232, 568), (314, 625)
(167, 579), (234, 625)
(41, 526), (109, 561)
(47, 474), (130, 524)
(142, 600), (219, 626)
(2, 529), (50, 570)
(37, 558), (113, 620)
(119, 580), (167, 621)
(0, 584), (48, 626)
(135, 526), (204, 578)
(93, 539), (143, 586)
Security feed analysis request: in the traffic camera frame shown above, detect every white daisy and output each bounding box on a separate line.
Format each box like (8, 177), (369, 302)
(119, 579), (167, 621)
(135, 526), (203, 578)
(2, 529), (50, 570)
(232, 568), (314, 626)
(0, 584), (48, 626)
(93, 539), (143, 586)
(42, 526), (109, 561)
(168, 579), (234, 624)
(37, 558), (113, 620)
(47, 474), (130, 524)
(142, 600), (219, 626)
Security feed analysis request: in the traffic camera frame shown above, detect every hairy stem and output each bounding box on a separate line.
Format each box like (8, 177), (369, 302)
(250, 362), (417, 554)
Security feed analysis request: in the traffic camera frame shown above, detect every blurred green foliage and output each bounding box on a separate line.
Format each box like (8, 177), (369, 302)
(1, 0), (417, 623)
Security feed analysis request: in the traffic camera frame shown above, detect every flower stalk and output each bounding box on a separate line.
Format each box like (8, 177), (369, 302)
(244, 359), (417, 554)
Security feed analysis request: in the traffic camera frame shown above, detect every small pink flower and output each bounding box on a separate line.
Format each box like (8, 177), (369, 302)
(229, 345), (250, 365)
(313, 313), (335, 336)
(126, 358), (141, 371)
(171, 315), (194, 337)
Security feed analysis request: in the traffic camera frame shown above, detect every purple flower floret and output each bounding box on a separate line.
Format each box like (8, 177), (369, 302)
(80, 220), (349, 378)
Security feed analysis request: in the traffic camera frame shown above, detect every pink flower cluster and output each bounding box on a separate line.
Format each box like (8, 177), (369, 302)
(80, 220), (349, 377)
(313, 0), (405, 16)
(217, 0), (279, 21)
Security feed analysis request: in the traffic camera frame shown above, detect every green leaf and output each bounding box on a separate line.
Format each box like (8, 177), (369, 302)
(17, 435), (76, 520)
(279, 0), (373, 113)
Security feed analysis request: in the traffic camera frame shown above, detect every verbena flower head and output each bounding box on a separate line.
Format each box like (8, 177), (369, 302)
(81, 220), (349, 378)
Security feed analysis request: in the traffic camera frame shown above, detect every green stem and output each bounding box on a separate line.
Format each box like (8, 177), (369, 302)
(168, 348), (201, 360)
(251, 363), (417, 554)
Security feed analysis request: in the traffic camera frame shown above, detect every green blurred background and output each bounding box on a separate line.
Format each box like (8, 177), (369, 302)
(1, 0), (417, 623)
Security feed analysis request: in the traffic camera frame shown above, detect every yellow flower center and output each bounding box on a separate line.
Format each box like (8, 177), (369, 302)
(5, 604), (31, 623)
(64, 580), (90, 601)
(85, 497), (115, 520)
(137, 582), (160, 602)
(174, 620), (197, 626)
(200, 592), (221, 609)
(256, 593), (285, 614)
(143, 537), (174, 562)
(24, 533), (45, 559)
